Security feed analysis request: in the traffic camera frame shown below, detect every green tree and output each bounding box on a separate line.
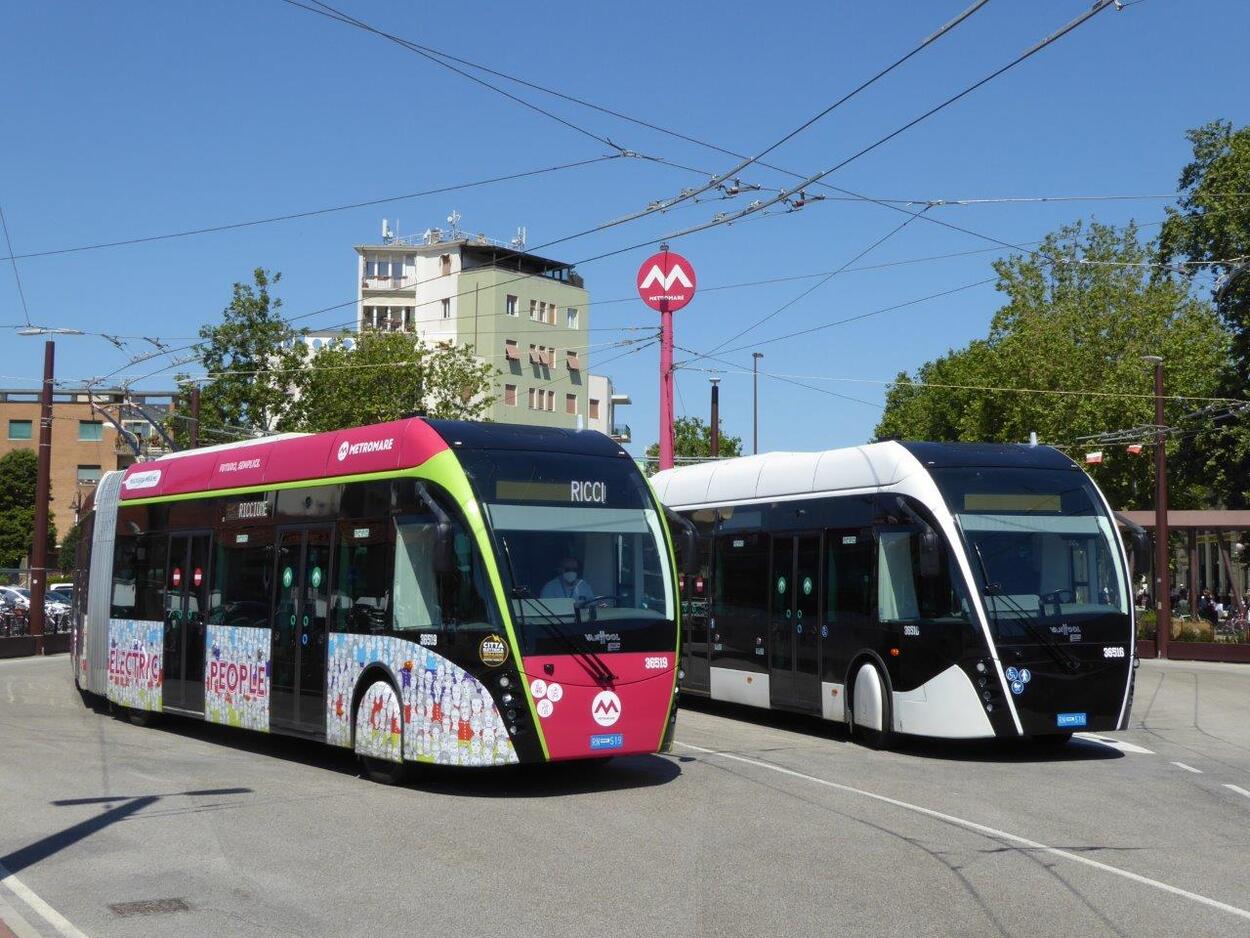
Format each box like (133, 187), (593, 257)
(646, 416), (743, 467)
(1158, 120), (1250, 507)
(57, 521), (83, 573)
(284, 329), (497, 433)
(186, 268), (305, 443)
(0, 450), (56, 569)
(875, 221), (1229, 510)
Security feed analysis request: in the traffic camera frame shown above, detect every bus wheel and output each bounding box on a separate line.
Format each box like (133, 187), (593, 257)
(126, 707), (157, 727)
(851, 661), (893, 750)
(354, 680), (408, 785)
(360, 755), (409, 785)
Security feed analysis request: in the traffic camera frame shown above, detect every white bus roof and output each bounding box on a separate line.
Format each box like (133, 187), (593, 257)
(650, 442), (918, 508)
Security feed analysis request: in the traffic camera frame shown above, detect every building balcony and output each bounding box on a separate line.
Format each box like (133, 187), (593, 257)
(361, 276), (410, 292)
(611, 424), (631, 443)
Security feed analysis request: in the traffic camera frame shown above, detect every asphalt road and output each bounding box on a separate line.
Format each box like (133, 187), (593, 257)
(2, 655), (1250, 937)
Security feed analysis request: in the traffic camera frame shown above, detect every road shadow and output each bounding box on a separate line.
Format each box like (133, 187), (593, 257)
(90, 702), (680, 797)
(2, 787), (253, 877)
(679, 694), (1124, 764)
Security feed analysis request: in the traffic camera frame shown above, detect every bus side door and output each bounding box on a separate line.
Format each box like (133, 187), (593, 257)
(272, 526), (333, 734)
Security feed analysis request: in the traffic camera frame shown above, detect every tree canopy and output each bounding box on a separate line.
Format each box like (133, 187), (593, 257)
(186, 268), (305, 443)
(283, 329), (497, 433)
(646, 416), (743, 468)
(1158, 120), (1250, 507)
(0, 450), (56, 569)
(874, 220), (1228, 510)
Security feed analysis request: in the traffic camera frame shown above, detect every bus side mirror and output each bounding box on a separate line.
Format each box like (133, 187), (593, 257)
(664, 508), (700, 576)
(918, 528), (942, 580)
(433, 522), (456, 575)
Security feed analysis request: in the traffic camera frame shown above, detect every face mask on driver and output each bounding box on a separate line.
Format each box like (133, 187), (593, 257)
(562, 570), (578, 585)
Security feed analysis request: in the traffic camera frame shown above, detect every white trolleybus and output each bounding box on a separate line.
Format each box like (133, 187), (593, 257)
(652, 441), (1139, 748)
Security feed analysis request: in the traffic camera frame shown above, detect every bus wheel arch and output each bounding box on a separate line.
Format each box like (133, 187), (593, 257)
(847, 653), (894, 750)
(351, 668), (408, 785)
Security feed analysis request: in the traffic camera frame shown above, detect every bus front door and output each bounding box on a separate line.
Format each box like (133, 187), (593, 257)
(769, 534), (821, 713)
(163, 532), (210, 714)
(272, 526), (332, 734)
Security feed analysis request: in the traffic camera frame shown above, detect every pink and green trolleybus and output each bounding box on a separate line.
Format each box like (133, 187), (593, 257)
(71, 418), (686, 781)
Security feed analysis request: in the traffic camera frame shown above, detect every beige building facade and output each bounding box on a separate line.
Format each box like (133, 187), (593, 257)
(0, 387), (175, 545)
(353, 226), (629, 437)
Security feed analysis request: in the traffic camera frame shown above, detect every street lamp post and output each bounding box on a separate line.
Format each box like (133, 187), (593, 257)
(709, 377), (720, 458)
(752, 352), (763, 455)
(1143, 355), (1169, 659)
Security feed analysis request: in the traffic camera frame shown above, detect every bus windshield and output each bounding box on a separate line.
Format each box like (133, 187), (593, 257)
(457, 449), (675, 656)
(931, 466), (1128, 643)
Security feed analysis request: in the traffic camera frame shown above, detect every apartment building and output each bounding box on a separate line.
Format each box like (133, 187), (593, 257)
(0, 387), (176, 542)
(354, 224), (629, 436)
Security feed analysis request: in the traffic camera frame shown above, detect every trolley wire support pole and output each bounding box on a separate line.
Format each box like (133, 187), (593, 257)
(709, 377), (720, 458)
(752, 352), (763, 454)
(29, 339), (55, 655)
(1146, 355), (1170, 659)
(190, 385), (201, 450)
(659, 296), (675, 471)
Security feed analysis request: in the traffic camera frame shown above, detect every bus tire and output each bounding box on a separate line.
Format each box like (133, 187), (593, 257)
(354, 679), (408, 785)
(850, 660), (893, 750)
(126, 707), (157, 727)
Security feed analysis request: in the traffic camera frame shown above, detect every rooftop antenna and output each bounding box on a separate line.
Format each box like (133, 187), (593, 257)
(447, 210), (462, 239)
(381, 218), (394, 243)
(511, 225), (527, 250)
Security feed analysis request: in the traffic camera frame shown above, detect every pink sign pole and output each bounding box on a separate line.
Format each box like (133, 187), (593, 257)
(636, 245), (696, 472)
(659, 298), (674, 470)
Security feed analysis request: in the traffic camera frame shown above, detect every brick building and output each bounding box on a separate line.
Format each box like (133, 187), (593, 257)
(0, 387), (176, 545)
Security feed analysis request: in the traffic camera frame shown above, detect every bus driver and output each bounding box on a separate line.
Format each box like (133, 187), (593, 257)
(541, 556), (596, 604)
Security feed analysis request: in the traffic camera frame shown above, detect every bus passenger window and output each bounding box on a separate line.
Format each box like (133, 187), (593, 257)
(825, 532), (872, 624)
(393, 518), (441, 631)
(333, 522), (391, 633)
(877, 529), (969, 624)
(878, 532), (920, 622)
(209, 531), (274, 629)
(392, 516), (492, 633)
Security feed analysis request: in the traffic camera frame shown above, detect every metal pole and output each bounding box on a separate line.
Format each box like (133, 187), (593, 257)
(189, 386), (201, 449)
(752, 352), (762, 454)
(29, 340), (54, 654)
(659, 299), (674, 470)
(709, 378), (720, 458)
(1149, 356), (1170, 659)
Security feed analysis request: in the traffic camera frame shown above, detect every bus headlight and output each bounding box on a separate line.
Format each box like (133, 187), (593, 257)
(501, 693), (513, 706)
(498, 675), (511, 689)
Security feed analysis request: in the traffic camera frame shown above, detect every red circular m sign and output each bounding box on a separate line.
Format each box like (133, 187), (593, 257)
(636, 250), (697, 312)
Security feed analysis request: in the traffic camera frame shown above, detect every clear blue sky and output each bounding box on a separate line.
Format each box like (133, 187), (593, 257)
(2, 0), (1247, 455)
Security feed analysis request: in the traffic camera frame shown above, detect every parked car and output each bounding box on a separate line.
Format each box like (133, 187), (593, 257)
(47, 588), (73, 607)
(0, 586), (28, 610)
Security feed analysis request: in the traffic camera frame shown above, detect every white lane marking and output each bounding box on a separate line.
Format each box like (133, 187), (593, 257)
(0, 889), (45, 938)
(1170, 762), (1203, 774)
(676, 741), (1250, 923)
(1073, 733), (1154, 755)
(0, 863), (89, 938)
(1224, 784), (1250, 799)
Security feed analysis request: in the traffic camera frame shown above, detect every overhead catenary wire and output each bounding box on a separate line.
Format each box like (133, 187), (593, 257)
(0, 201), (32, 325)
(677, 364), (1246, 406)
(77, 1), (1124, 390)
(0, 155), (621, 262)
(282, 0), (991, 257)
(692, 205), (933, 363)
